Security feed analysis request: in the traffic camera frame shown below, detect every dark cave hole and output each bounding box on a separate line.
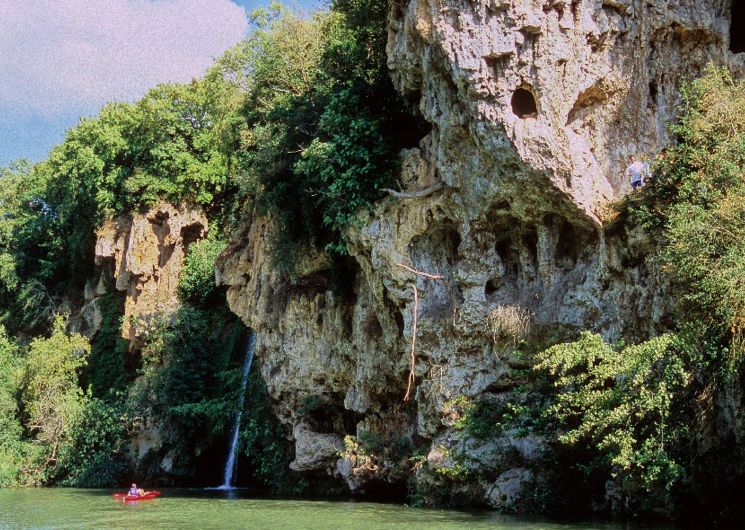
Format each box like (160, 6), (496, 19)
(364, 316), (383, 339)
(731, 0), (745, 53)
(648, 81), (658, 108)
(383, 290), (405, 336)
(511, 87), (538, 118)
(556, 220), (578, 268)
(522, 227), (539, 265)
(485, 278), (500, 297)
(495, 238), (519, 279)
(355, 479), (408, 502)
(394, 99), (433, 148)
(445, 226), (462, 265)
(180, 223), (204, 251)
(393, 309), (404, 335)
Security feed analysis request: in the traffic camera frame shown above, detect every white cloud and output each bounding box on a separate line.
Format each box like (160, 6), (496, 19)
(0, 0), (249, 117)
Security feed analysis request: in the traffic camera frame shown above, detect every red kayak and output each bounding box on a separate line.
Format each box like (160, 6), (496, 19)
(113, 491), (161, 502)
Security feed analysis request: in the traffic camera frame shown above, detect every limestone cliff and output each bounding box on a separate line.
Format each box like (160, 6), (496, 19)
(76, 202), (207, 347)
(217, 0), (743, 509)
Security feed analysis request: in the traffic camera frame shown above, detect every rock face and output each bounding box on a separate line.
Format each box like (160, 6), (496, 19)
(485, 467), (535, 511)
(290, 423), (345, 472)
(93, 202), (207, 345)
(388, 0), (742, 222)
(217, 0), (743, 509)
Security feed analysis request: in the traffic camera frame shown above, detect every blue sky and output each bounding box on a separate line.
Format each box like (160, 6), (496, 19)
(0, 0), (324, 167)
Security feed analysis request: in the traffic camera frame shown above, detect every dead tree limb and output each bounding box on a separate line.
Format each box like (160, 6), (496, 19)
(395, 263), (443, 280)
(404, 284), (418, 401)
(382, 182), (444, 200)
(396, 262), (444, 401)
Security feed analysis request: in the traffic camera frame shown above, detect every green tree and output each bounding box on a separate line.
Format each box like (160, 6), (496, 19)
(56, 398), (128, 487)
(630, 66), (745, 369)
(0, 162), (60, 334)
(127, 307), (239, 480)
(1, 77), (242, 307)
(535, 332), (690, 514)
(226, 1), (419, 266)
(0, 326), (27, 486)
(178, 235), (227, 306)
(85, 292), (129, 397)
(20, 317), (90, 483)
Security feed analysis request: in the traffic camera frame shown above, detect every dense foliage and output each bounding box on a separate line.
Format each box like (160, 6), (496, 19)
(0, 326), (26, 486)
(128, 306), (237, 481)
(535, 333), (690, 514)
(85, 292), (128, 397)
(55, 398), (129, 487)
(0, 0), (410, 331)
(177, 236), (227, 305)
(630, 67), (745, 368)
(240, 372), (301, 492)
(0, 317), (128, 486)
(225, 1), (421, 262)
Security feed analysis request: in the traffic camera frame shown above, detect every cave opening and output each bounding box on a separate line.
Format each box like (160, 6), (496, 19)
(495, 238), (519, 279)
(180, 223), (204, 251)
(556, 220), (578, 269)
(521, 227), (539, 265)
(731, 0), (745, 53)
(511, 87), (538, 118)
(485, 278), (500, 297)
(648, 81), (658, 108)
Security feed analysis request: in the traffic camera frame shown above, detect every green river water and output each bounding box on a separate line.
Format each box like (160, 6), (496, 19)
(0, 488), (673, 530)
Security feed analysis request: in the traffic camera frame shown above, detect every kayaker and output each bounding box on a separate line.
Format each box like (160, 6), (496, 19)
(129, 483), (145, 497)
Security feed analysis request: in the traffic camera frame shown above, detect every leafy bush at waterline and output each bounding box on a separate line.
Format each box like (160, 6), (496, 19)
(0, 318), (131, 487)
(535, 332), (689, 513)
(19, 318), (91, 483)
(0, 326), (27, 486)
(55, 398), (129, 487)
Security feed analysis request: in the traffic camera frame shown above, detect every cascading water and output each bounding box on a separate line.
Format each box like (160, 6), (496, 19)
(219, 330), (256, 489)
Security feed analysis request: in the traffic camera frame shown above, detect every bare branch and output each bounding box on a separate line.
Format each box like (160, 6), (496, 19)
(396, 262), (444, 401)
(395, 262), (443, 280)
(382, 181), (444, 199)
(404, 285), (419, 401)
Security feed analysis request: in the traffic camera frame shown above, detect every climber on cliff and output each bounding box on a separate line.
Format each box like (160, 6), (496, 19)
(626, 155), (646, 190)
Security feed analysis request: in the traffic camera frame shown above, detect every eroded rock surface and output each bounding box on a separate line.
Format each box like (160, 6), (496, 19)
(217, 0), (743, 509)
(485, 467), (535, 511)
(389, 0), (742, 221)
(94, 203), (207, 345)
(290, 423), (345, 472)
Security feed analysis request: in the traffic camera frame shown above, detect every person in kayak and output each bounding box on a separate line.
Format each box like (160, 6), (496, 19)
(129, 483), (145, 497)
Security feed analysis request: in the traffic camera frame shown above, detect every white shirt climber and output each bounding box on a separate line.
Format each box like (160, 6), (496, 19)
(626, 155), (645, 190)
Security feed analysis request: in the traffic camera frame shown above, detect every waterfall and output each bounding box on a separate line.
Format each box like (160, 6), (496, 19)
(220, 330), (256, 489)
